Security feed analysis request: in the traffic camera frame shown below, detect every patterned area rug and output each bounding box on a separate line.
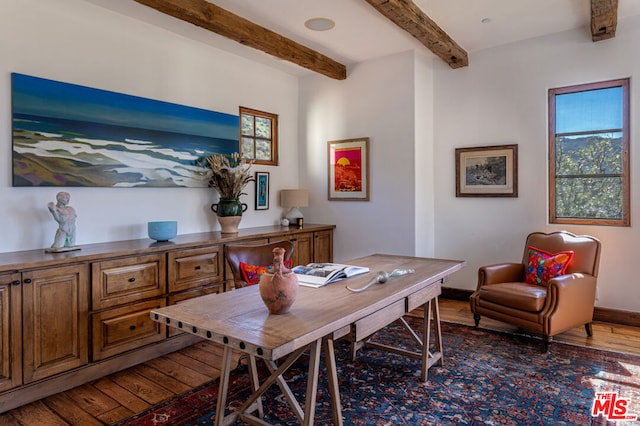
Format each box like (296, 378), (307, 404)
(115, 319), (640, 425)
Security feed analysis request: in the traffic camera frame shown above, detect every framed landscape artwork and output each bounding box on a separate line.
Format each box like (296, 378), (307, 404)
(255, 171), (269, 210)
(11, 73), (239, 187)
(328, 137), (369, 201)
(456, 144), (518, 197)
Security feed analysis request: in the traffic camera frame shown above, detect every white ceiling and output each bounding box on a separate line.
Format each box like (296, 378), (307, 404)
(85, 0), (640, 76)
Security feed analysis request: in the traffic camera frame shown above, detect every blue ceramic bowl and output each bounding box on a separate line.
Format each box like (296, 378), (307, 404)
(148, 221), (177, 241)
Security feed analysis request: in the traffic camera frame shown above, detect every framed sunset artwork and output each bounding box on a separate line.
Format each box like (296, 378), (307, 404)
(328, 137), (369, 201)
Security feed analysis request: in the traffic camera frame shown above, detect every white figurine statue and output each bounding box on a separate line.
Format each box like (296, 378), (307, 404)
(46, 191), (80, 252)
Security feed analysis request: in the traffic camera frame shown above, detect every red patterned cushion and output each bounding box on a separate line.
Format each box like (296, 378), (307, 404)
(239, 260), (293, 285)
(524, 246), (573, 286)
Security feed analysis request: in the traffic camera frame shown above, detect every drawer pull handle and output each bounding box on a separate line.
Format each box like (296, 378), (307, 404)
(129, 325), (136, 331)
(12, 280), (20, 286)
(128, 277), (136, 283)
(195, 266), (201, 270)
(24, 278), (32, 284)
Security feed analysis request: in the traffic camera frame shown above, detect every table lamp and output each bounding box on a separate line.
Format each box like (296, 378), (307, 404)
(280, 189), (309, 222)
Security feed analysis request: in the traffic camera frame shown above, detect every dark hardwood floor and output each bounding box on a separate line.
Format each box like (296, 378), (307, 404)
(1, 298), (638, 425)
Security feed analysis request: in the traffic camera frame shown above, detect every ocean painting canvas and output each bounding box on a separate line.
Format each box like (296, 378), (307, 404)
(12, 73), (239, 187)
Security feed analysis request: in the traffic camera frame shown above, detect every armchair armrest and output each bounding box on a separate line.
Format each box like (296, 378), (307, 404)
(477, 263), (524, 288)
(542, 273), (597, 333)
(545, 273), (597, 309)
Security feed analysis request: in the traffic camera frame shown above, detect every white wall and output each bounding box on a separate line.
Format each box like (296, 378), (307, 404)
(2, 0), (638, 312)
(414, 52), (436, 257)
(0, 0), (299, 253)
(299, 51), (420, 262)
(433, 16), (640, 312)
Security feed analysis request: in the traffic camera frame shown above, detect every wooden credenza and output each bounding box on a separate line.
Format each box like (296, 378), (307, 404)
(0, 224), (334, 412)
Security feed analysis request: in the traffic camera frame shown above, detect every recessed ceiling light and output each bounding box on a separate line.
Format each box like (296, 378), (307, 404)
(481, 17), (492, 24)
(304, 18), (335, 31)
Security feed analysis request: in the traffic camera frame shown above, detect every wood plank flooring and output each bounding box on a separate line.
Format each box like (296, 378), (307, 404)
(1, 298), (639, 425)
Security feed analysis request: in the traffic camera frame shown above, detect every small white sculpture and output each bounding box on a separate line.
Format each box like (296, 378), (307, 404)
(346, 268), (415, 293)
(46, 191), (80, 252)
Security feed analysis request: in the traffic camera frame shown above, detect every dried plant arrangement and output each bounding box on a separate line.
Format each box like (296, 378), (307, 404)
(203, 153), (254, 199)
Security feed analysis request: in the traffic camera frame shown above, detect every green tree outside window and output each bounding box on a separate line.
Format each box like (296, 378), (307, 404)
(548, 79), (629, 226)
(240, 107), (278, 166)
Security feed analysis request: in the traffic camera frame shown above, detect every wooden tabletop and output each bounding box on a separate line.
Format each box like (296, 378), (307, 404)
(151, 254), (465, 360)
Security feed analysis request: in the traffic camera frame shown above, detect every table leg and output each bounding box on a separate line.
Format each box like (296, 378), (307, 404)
(420, 297), (443, 382)
(214, 345), (234, 426)
(264, 359), (305, 421)
(323, 337), (344, 426)
(234, 346), (308, 424)
(432, 296), (443, 367)
(421, 299), (431, 382)
(303, 339), (322, 426)
(247, 354), (264, 419)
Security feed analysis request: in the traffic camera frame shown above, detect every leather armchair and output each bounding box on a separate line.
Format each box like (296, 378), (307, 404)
(225, 240), (295, 288)
(470, 231), (601, 352)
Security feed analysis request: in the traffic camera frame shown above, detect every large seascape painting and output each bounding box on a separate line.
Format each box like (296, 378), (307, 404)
(12, 73), (239, 187)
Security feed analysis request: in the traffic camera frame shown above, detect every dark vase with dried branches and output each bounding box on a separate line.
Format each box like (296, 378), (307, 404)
(204, 153), (254, 234)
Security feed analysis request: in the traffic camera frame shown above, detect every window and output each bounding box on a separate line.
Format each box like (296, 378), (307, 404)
(240, 107), (278, 166)
(548, 78), (630, 226)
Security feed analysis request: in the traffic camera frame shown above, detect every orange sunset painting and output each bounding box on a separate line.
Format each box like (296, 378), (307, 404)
(333, 147), (362, 192)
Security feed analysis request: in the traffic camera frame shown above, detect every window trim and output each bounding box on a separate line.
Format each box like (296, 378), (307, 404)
(239, 106), (278, 166)
(548, 78), (630, 226)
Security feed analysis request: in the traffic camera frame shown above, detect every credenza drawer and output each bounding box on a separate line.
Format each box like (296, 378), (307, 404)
(168, 246), (223, 293)
(353, 299), (405, 342)
(91, 298), (166, 361)
(92, 254), (166, 310)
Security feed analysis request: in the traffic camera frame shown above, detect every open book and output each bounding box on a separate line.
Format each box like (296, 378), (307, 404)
(293, 262), (370, 288)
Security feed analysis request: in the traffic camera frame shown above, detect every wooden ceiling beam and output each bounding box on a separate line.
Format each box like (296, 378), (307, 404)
(134, 0), (347, 80)
(364, 0), (468, 69)
(591, 0), (618, 41)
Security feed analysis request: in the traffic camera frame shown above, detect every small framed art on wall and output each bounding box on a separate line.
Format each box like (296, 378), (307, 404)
(455, 144), (518, 197)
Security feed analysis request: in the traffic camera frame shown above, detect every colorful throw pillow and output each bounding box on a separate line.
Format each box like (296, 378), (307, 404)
(240, 260), (293, 285)
(524, 246), (574, 286)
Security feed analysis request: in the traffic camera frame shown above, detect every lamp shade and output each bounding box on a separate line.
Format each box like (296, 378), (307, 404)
(280, 189), (309, 222)
(280, 189), (309, 208)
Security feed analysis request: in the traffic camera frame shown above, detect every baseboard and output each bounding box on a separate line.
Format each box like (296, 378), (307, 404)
(441, 287), (640, 329)
(441, 287), (473, 301)
(593, 307), (640, 328)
